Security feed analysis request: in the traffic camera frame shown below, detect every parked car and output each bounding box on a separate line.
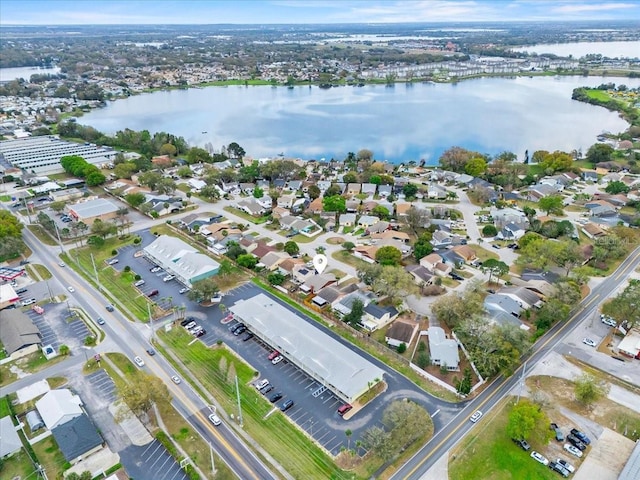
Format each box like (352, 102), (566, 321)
(531, 451), (549, 466)
(570, 428), (591, 445)
(22, 298), (36, 306)
(260, 384), (274, 395)
(150, 266), (162, 273)
(134, 356), (145, 367)
(563, 443), (583, 458)
(271, 355), (283, 365)
(233, 325), (247, 336)
(147, 289), (159, 297)
(566, 434), (586, 451)
(601, 315), (617, 327)
(268, 350), (280, 361)
(134, 280), (146, 287)
(16, 288), (28, 294)
(582, 338), (597, 347)
(208, 414), (222, 426)
(231, 323), (246, 334)
(59, 261), (66, 267)
(449, 272), (464, 281)
(269, 392), (283, 403)
(242, 332), (254, 342)
(179, 287), (190, 294)
(184, 321), (197, 330)
(107, 258), (119, 265)
(195, 329), (206, 337)
(550, 423), (564, 442)
(469, 411), (483, 423)
(163, 275), (175, 282)
(548, 461), (569, 478)
(280, 399), (294, 412)
(338, 404), (353, 416)
(555, 459), (575, 473)
(180, 318), (193, 326)
(255, 379), (269, 390)
(512, 438), (531, 451)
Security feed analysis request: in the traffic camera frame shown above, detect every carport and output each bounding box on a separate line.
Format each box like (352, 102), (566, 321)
(230, 293), (385, 403)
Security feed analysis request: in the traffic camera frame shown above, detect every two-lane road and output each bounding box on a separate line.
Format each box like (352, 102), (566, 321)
(392, 247), (640, 480)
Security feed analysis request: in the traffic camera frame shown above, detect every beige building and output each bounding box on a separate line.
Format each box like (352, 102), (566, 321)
(68, 197), (119, 225)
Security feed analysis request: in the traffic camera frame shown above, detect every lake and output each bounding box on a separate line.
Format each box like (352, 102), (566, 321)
(80, 76), (639, 164)
(0, 66), (61, 83)
(513, 41), (640, 59)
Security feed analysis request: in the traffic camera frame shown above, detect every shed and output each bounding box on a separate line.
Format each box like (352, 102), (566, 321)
(26, 410), (45, 431)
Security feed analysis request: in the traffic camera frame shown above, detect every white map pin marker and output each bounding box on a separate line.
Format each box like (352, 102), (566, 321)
(312, 254), (328, 274)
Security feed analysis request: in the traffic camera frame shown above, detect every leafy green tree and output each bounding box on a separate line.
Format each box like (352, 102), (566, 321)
(324, 183), (342, 197)
(187, 146), (212, 164)
(432, 285), (485, 329)
(397, 343), (407, 354)
(539, 151), (573, 173)
(405, 206), (430, 235)
(602, 279), (640, 327)
(50, 201), (66, 214)
(343, 171), (358, 184)
(481, 258), (509, 285)
(253, 186), (264, 199)
(342, 241), (355, 252)
(464, 157), (487, 177)
(0, 210), (23, 239)
(199, 185), (221, 200)
(375, 245), (402, 266)
(482, 224), (498, 237)
(574, 374), (609, 407)
(267, 272), (286, 286)
(402, 183), (418, 198)
(137, 171), (163, 190)
(323, 195), (346, 217)
(283, 241), (299, 255)
(507, 399), (553, 443)
(605, 180), (630, 194)
(586, 143), (613, 164)
(225, 243), (246, 261)
(227, 142), (246, 159)
(371, 205), (390, 220)
(188, 277), (219, 303)
(118, 371), (169, 417)
(125, 192), (146, 208)
(343, 299), (364, 327)
(0, 236), (24, 260)
(456, 368), (473, 395)
(370, 265), (419, 303)
(413, 232), (433, 261)
(538, 195), (564, 215)
(361, 426), (392, 461)
(237, 254), (258, 269)
(307, 185), (321, 199)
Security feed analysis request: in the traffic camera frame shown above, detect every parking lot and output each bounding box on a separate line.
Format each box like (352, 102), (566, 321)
(85, 369), (118, 403)
(23, 301), (92, 352)
(120, 440), (188, 480)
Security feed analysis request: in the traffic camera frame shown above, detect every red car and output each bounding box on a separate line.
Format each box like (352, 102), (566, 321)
(268, 350), (280, 361)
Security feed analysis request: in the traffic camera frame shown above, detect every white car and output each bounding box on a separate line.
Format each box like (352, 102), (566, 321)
(67, 286), (75, 293)
(469, 411), (483, 423)
(582, 338), (597, 347)
(208, 414), (221, 426)
(564, 443), (583, 458)
(255, 379), (269, 390)
(134, 280), (146, 287)
(179, 287), (190, 294)
(163, 275), (175, 282)
(601, 317), (617, 327)
(59, 261), (66, 267)
(171, 375), (181, 384)
(107, 258), (119, 265)
(271, 355), (283, 365)
(531, 451), (549, 465)
(22, 298), (37, 306)
(133, 356), (145, 367)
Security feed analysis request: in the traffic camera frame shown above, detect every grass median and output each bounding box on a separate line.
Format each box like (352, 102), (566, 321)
(158, 328), (351, 480)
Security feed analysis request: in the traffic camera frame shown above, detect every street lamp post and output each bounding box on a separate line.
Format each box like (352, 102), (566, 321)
(53, 221), (64, 255)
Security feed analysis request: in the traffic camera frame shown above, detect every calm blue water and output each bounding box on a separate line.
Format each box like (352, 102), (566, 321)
(80, 76), (639, 164)
(0, 66), (60, 82)
(513, 41), (640, 59)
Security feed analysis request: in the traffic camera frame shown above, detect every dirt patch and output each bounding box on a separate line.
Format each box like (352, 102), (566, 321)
(326, 237), (345, 245)
(574, 428), (634, 480)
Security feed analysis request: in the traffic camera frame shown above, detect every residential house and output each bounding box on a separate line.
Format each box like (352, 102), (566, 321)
(371, 230), (410, 244)
(52, 414), (103, 465)
(347, 183), (361, 196)
(239, 182), (256, 195)
(395, 202), (412, 217)
(237, 199), (266, 216)
(454, 173), (474, 185)
(316, 180), (332, 194)
(427, 327), (460, 371)
(405, 265), (434, 286)
(291, 197), (309, 214)
(250, 242), (276, 260)
(358, 215), (379, 229)
(143, 195), (183, 217)
(345, 200), (360, 213)
(361, 183), (377, 196)
(385, 318), (419, 348)
(585, 200), (617, 217)
(272, 178), (286, 190)
(286, 180), (303, 192)
(0, 416), (22, 458)
(256, 179), (271, 190)
(432, 230), (453, 248)
(366, 221), (390, 235)
(35, 389), (83, 430)
(484, 293), (523, 318)
(311, 286), (344, 309)
(259, 251), (290, 271)
(582, 170), (598, 182)
(300, 273), (337, 294)
(427, 184), (447, 199)
(187, 178), (207, 192)
(332, 290), (373, 317)
(438, 249), (461, 268)
(353, 245), (378, 263)
(339, 213), (357, 227)
(271, 206), (290, 220)
(361, 200), (379, 213)
(277, 194), (297, 209)
(307, 197), (323, 214)
(378, 184), (392, 197)
(434, 262), (453, 277)
(221, 181), (240, 193)
(361, 304), (399, 331)
(581, 222), (607, 239)
(497, 286), (543, 310)
(276, 257), (305, 277)
(292, 264), (316, 285)
(419, 253), (443, 272)
(499, 222), (527, 241)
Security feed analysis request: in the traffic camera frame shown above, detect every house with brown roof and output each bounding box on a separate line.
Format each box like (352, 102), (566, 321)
(354, 245), (378, 263)
(307, 197), (323, 214)
(366, 221), (390, 235)
(434, 262), (452, 276)
(581, 222), (607, 239)
(385, 318), (419, 348)
(300, 273), (337, 294)
(271, 206), (290, 220)
(151, 155), (173, 167)
(420, 253), (443, 272)
(259, 251), (290, 271)
(395, 202), (412, 217)
(277, 257), (305, 276)
(347, 183), (361, 195)
(372, 230), (410, 243)
(452, 245), (477, 263)
(251, 242), (276, 259)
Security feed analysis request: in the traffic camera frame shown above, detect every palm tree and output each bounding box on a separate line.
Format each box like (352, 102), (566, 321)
(116, 207), (130, 236)
(345, 429), (352, 450)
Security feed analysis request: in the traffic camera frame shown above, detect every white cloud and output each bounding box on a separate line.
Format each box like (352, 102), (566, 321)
(552, 2), (637, 13)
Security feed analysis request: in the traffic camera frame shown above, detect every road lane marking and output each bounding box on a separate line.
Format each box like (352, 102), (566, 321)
(431, 409), (440, 418)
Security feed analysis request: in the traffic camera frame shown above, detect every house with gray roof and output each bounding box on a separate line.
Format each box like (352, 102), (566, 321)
(361, 183), (377, 196)
(311, 286), (344, 308)
(484, 294), (523, 318)
(301, 273), (337, 294)
(333, 290), (373, 317)
(427, 327), (460, 371)
(0, 309), (41, 359)
(339, 213), (357, 227)
(362, 303), (399, 331)
(378, 184), (392, 197)
(498, 286), (543, 310)
(237, 198), (267, 216)
(358, 215), (379, 228)
(0, 416), (22, 458)
(406, 265), (434, 285)
(52, 414), (103, 464)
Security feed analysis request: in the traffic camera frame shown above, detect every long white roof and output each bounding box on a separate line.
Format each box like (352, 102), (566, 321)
(230, 293), (385, 402)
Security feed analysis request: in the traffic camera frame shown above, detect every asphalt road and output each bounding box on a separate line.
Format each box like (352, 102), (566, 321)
(13, 223), (279, 480)
(391, 246), (640, 480)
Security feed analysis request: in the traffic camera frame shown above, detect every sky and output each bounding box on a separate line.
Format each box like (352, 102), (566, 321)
(1, 0), (639, 25)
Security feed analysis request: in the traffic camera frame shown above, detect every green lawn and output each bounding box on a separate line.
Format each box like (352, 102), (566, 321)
(26, 224), (58, 246)
(223, 206), (270, 224)
(0, 194), (11, 202)
(25, 263), (53, 280)
(0, 449), (37, 479)
(33, 435), (67, 479)
(158, 328), (352, 480)
(449, 397), (557, 480)
(0, 395), (12, 417)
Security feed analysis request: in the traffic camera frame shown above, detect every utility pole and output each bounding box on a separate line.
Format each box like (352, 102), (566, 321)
(235, 375), (243, 427)
(148, 302), (154, 341)
(53, 221), (64, 255)
(516, 360), (526, 404)
(90, 253), (100, 291)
